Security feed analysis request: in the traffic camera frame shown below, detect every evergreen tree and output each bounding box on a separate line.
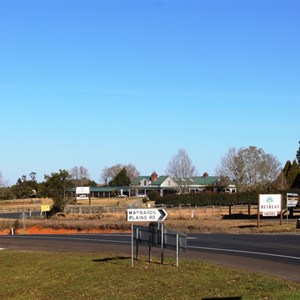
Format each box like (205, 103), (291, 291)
(282, 160), (291, 177)
(109, 168), (131, 186)
(287, 160), (300, 188)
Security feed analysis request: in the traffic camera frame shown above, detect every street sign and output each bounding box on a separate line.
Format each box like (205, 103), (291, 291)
(127, 208), (167, 222)
(287, 193), (298, 208)
(41, 205), (50, 212)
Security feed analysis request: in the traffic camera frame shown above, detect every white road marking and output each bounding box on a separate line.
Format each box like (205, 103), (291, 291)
(188, 245), (300, 261)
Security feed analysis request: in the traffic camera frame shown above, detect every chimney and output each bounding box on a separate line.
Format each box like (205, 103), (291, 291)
(151, 171), (158, 182)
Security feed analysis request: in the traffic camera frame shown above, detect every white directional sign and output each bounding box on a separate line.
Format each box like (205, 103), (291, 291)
(287, 193), (298, 208)
(127, 208), (168, 222)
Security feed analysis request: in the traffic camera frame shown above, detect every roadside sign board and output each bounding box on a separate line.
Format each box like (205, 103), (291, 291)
(287, 193), (298, 208)
(41, 205), (50, 212)
(76, 187), (90, 200)
(259, 194), (281, 216)
(127, 208), (168, 222)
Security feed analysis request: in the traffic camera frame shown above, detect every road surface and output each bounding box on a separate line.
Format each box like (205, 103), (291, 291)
(0, 233), (299, 283)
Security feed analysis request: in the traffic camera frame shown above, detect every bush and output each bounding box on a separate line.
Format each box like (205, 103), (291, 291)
(147, 190), (161, 202)
(155, 191), (259, 207)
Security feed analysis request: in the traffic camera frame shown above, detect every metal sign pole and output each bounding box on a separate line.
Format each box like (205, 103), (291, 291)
(135, 227), (139, 260)
(131, 222), (134, 266)
(160, 223), (164, 265)
(176, 234), (179, 267)
(257, 195), (260, 228)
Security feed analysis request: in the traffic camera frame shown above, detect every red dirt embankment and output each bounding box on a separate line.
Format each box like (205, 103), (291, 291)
(0, 226), (126, 235)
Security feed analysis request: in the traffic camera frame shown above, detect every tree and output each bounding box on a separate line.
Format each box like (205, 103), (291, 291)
(216, 146), (281, 191)
(286, 160), (300, 188)
(274, 171), (289, 191)
(69, 166), (90, 180)
(43, 169), (74, 214)
(0, 172), (6, 187)
(101, 163), (139, 185)
(280, 160), (300, 189)
(10, 174), (38, 199)
(166, 149), (197, 193)
(69, 165), (93, 187)
(109, 168), (131, 187)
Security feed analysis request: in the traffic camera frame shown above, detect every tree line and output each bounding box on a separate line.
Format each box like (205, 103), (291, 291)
(0, 144), (300, 213)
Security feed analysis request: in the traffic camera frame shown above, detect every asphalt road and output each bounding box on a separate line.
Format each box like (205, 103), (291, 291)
(0, 233), (299, 283)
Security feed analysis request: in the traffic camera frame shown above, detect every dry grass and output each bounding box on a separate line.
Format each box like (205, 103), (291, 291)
(1, 198), (299, 234)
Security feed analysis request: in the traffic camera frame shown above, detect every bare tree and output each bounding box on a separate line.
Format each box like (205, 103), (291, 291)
(216, 146), (281, 191)
(166, 149), (197, 193)
(124, 163), (140, 182)
(0, 171), (6, 187)
(69, 166), (90, 185)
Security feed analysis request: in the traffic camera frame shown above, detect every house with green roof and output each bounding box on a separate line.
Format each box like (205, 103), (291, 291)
(130, 172), (236, 196)
(130, 172), (178, 196)
(187, 176), (236, 193)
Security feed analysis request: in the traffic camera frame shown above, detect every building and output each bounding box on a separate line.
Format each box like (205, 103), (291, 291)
(129, 172), (237, 196)
(130, 171), (178, 197)
(71, 172), (236, 199)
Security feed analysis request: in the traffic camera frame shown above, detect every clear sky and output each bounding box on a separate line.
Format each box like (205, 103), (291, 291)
(0, 0), (299, 185)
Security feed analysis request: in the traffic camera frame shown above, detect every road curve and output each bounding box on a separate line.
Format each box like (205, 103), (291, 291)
(0, 233), (299, 283)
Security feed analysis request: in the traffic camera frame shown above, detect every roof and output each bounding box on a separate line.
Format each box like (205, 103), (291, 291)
(188, 176), (219, 186)
(130, 176), (150, 186)
(151, 176), (169, 186)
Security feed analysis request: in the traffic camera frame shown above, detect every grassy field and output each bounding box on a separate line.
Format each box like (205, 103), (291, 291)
(0, 251), (299, 300)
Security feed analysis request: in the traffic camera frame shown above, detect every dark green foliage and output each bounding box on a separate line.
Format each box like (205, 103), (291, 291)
(0, 187), (14, 200)
(147, 190), (161, 201)
(109, 168), (130, 186)
(282, 160), (300, 188)
(155, 191), (260, 207)
(10, 176), (39, 199)
(43, 169), (74, 215)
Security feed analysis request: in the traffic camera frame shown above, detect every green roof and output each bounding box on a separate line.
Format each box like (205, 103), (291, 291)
(130, 176), (150, 186)
(151, 176), (169, 186)
(189, 176), (219, 185)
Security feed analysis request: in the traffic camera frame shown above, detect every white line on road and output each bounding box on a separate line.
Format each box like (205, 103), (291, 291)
(188, 245), (300, 261)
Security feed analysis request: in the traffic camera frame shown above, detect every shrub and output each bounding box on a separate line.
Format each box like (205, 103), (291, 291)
(148, 190), (161, 202)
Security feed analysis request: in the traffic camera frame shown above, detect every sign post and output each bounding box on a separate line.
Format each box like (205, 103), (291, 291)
(41, 205), (50, 219)
(258, 194), (282, 228)
(126, 208), (168, 266)
(76, 187), (91, 205)
(286, 193), (298, 222)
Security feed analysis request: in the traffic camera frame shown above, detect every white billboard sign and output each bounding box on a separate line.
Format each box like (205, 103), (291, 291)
(259, 194), (281, 216)
(76, 187), (90, 200)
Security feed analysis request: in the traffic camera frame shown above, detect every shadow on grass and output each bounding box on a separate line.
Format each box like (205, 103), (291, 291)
(93, 256), (130, 263)
(223, 214), (257, 220)
(202, 297), (242, 300)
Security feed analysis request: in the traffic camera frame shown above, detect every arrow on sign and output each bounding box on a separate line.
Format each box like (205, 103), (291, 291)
(127, 208), (168, 222)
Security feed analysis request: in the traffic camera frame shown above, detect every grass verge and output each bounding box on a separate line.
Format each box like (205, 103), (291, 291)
(0, 251), (299, 300)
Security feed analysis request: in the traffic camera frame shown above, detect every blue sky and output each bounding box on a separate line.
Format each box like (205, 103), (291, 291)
(0, 0), (299, 185)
